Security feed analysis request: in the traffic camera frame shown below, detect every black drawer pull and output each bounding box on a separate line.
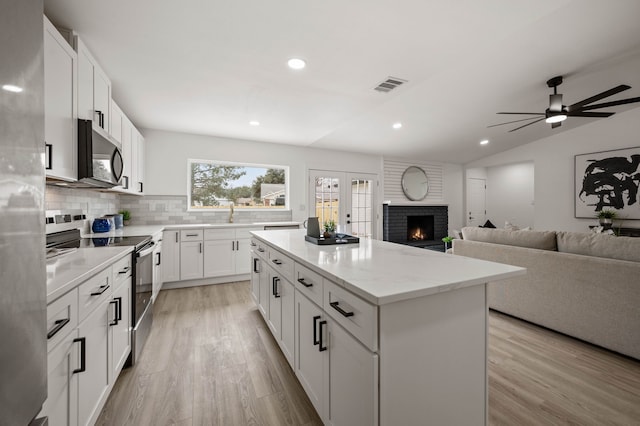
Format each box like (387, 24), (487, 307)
(109, 300), (119, 326)
(272, 259), (282, 265)
(330, 301), (354, 317)
(47, 318), (70, 339)
(319, 320), (327, 352)
(45, 143), (53, 170)
(118, 266), (130, 274)
(250, 242), (256, 247)
(257, 248), (265, 253)
(313, 315), (321, 345)
(90, 284), (110, 296)
(72, 337), (86, 374)
(253, 258), (259, 273)
(297, 278), (313, 288)
(186, 233), (199, 237)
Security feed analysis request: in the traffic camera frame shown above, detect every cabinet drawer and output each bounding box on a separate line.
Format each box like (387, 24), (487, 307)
(47, 288), (78, 353)
(236, 227), (260, 239)
(112, 254), (132, 286)
(294, 262), (323, 306)
(324, 279), (378, 351)
(180, 229), (203, 241)
(78, 267), (112, 321)
(251, 238), (267, 258)
(204, 228), (235, 240)
(268, 247), (294, 283)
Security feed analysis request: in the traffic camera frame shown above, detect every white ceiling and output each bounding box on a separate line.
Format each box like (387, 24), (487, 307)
(44, 0), (640, 164)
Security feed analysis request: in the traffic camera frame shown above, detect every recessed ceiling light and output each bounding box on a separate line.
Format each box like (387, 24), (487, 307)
(392, 122), (402, 129)
(249, 121), (260, 126)
(2, 84), (23, 93)
(287, 58), (306, 70)
(480, 139), (489, 145)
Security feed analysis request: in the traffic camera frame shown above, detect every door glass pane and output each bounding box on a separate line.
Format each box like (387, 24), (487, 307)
(315, 176), (340, 229)
(350, 178), (373, 238)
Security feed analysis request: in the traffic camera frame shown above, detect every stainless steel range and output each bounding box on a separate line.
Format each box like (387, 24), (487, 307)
(46, 218), (155, 366)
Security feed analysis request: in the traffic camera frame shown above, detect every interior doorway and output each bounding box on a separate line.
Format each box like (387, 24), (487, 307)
(467, 178), (486, 227)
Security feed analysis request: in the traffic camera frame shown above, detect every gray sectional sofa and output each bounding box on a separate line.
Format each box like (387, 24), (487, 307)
(453, 227), (640, 360)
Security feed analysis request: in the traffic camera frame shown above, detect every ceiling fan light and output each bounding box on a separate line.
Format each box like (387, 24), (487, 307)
(545, 114), (567, 124)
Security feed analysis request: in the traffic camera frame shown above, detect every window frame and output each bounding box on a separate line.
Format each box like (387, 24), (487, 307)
(187, 158), (290, 212)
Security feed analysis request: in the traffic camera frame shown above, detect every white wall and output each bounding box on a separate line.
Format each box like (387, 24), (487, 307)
(443, 163), (464, 233)
(142, 128), (383, 223)
(486, 162), (534, 228)
(466, 107), (640, 231)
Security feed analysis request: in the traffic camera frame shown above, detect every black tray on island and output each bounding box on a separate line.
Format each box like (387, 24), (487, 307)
(305, 234), (359, 245)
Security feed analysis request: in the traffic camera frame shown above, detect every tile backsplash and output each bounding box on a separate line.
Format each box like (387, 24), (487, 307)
(119, 195), (292, 225)
(45, 188), (292, 226)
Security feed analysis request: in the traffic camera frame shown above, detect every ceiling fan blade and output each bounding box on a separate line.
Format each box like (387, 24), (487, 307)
(549, 94), (563, 112)
(509, 117), (545, 132)
(551, 122), (562, 129)
(567, 85), (631, 111)
(567, 111), (615, 118)
(497, 112), (545, 115)
(487, 116), (545, 128)
(577, 96), (640, 112)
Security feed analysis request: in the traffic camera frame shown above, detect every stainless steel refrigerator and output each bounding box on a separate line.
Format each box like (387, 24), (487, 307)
(0, 0), (48, 425)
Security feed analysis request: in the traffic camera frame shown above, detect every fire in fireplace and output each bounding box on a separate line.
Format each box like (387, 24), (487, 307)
(407, 215), (434, 241)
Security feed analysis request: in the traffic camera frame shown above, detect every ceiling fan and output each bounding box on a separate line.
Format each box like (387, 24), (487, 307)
(489, 76), (640, 132)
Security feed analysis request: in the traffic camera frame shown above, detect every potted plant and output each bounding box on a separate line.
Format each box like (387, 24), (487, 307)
(596, 209), (617, 229)
(119, 210), (131, 226)
(442, 236), (453, 251)
(323, 220), (336, 238)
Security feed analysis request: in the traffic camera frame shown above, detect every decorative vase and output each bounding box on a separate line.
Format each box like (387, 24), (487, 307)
(323, 231), (331, 238)
(92, 217), (111, 233)
(599, 218), (613, 230)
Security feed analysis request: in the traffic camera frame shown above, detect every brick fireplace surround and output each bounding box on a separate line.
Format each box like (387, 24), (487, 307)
(383, 204), (448, 249)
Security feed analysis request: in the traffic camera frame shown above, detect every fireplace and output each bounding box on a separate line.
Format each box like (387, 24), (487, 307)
(407, 215), (434, 241)
(383, 205), (448, 249)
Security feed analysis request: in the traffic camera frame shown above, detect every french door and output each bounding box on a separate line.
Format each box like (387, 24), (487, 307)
(308, 170), (377, 238)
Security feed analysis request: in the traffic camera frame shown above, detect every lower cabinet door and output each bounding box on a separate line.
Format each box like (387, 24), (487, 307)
(268, 271), (282, 338)
(325, 319), (378, 426)
(40, 329), (79, 426)
(280, 278), (295, 367)
(234, 238), (251, 274)
(203, 239), (235, 277)
(111, 279), (131, 380)
(250, 254), (260, 305)
(295, 291), (325, 416)
(180, 241), (204, 280)
(258, 261), (269, 317)
(77, 298), (110, 426)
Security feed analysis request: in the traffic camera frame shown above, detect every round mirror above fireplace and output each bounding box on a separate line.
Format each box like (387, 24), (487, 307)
(401, 166), (429, 201)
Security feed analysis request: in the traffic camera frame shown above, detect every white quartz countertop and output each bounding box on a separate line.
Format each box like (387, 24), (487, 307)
(251, 229), (526, 305)
(46, 246), (133, 303)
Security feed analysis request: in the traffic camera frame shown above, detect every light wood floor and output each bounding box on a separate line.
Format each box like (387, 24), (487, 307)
(97, 282), (640, 425)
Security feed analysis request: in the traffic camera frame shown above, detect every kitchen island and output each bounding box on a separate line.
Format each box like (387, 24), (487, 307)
(250, 229), (525, 426)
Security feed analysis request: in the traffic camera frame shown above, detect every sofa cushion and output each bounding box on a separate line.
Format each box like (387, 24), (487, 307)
(461, 227), (557, 251)
(556, 231), (640, 262)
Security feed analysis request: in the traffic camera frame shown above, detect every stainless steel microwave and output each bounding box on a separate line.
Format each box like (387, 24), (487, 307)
(77, 119), (123, 188)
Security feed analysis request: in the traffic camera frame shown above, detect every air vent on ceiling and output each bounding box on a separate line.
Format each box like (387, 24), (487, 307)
(374, 77), (408, 93)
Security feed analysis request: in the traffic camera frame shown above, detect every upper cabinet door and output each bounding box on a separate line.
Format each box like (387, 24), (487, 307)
(136, 130), (145, 194)
(75, 38), (111, 133)
(44, 16), (77, 182)
(110, 101), (123, 143)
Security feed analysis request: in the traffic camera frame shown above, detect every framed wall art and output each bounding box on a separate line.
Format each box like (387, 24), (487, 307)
(575, 146), (640, 219)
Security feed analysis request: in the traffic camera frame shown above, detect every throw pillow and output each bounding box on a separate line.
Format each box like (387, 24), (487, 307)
(504, 221), (520, 231)
(482, 220), (496, 229)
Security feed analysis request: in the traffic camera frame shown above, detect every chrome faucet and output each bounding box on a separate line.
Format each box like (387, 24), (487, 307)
(229, 202), (234, 223)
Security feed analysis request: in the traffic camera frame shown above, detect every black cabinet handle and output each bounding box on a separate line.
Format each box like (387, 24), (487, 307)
(156, 252), (161, 266)
(272, 277), (280, 298)
(297, 278), (313, 288)
(236, 241), (239, 250)
(186, 233), (198, 237)
(45, 143), (53, 170)
(253, 258), (259, 273)
(138, 182), (143, 193)
(199, 242), (202, 253)
(175, 232), (179, 243)
(232, 241), (235, 251)
(272, 259), (282, 265)
(90, 284), (110, 296)
(115, 296), (122, 321)
(258, 248), (265, 253)
(72, 337), (86, 374)
(313, 315), (321, 346)
(47, 318), (70, 339)
(109, 299), (119, 326)
(319, 320), (327, 352)
(330, 301), (354, 317)
(250, 242), (257, 247)
(122, 175), (129, 189)
(118, 266), (130, 274)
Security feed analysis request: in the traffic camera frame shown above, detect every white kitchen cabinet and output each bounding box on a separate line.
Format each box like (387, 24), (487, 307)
(134, 129), (145, 194)
(152, 241), (163, 302)
(44, 15), (77, 182)
(266, 265), (295, 366)
(267, 267), (282, 338)
(77, 297), (110, 426)
(204, 239), (236, 277)
(180, 231), (204, 281)
(250, 252), (261, 305)
(76, 37), (111, 134)
(110, 100), (123, 143)
(235, 237), (252, 274)
(119, 116), (133, 191)
(258, 258), (270, 317)
(295, 291), (326, 416)
(162, 230), (181, 282)
(110, 278), (131, 378)
(40, 328), (79, 426)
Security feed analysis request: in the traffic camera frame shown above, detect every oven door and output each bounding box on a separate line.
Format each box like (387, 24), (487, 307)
(132, 240), (155, 364)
